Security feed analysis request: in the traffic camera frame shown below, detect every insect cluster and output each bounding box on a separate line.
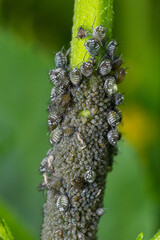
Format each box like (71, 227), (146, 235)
(40, 23), (126, 240)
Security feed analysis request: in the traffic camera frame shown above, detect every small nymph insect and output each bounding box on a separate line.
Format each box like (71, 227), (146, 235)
(49, 68), (66, 87)
(56, 195), (69, 212)
(107, 110), (121, 127)
(76, 26), (87, 39)
(114, 67), (126, 83)
(104, 76), (118, 96)
(70, 68), (82, 85)
(55, 51), (67, 69)
(99, 59), (112, 76)
(93, 25), (106, 42)
(86, 38), (100, 56)
(50, 127), (63, 144)
(112, 57), (123, 70)
(105, 40), (117, 60)
(107, 129), (120, 146)
(80, 61), (93, 77)
(84, 170), (96, 183)
(113, 92), (124, 106)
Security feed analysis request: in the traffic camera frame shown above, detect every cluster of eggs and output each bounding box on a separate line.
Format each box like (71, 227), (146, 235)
(40, 24), (126, 240)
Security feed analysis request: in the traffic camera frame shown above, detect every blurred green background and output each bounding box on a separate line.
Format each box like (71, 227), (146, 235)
(0, 0), (159, 239)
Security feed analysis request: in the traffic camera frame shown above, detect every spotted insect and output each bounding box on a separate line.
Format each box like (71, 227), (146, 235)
(48, 107), (65, 130)
(56, 195), (69, 212)
(104, 76), (118, 96)
(63, 126), (75, 137)
(99, 59), (112, 76)
(84, 170), (96, 183)
(112, 57), (123, 70)
(86, 38), (100, 56)
(96, 208), (104, 216)
(107, 129), (120, 146)
(70, 68), (82, 85)
(59, 92), (71, 107)
(49, 68), (66, 86)
(107, 110), (121, 127)
(76, 26), (87, 39)
(113, 92), (124, 106)
(93, 25), (106, 42)
(114, 67), (126, 83)
(40, 154), (54, 174)
(105, 40), (117, 60)
(50, 87), (66, 101)
(55, 51), (67, 69)
(50, 127), (63, 144)
(80, 61), (93, 77)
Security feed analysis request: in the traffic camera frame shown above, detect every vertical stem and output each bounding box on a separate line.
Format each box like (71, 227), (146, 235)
(71, 0), (114, 67)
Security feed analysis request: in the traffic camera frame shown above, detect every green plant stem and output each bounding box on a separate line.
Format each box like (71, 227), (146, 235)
(71, 0), (114, 67)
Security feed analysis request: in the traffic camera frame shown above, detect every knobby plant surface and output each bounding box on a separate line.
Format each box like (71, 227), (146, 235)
(40, 0), (126, 239)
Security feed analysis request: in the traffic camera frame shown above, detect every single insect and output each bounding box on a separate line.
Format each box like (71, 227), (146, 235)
(50, 127), (63, 144)
(112, 57), (123, 70)
(40, 154), (54, 174)
(105, 40), (117, 60)
(96, 208), (104, 216)
(63, 126), (75, 137)
(59, 92), (71, 107)
(114, 67), (126, 83)
(107, 110), (121, 127)
(73, 177), (84, 189)
(104, 76), (118, 96)
(76, 132), (86, 149)
(115, 107), (122, 122)
(55, 51), (67, 69)
(50, 178), (62, 192)
(107, 129), (120, 146)
(89, 56), (97, 66)
(56, 195), (69, 212)
(50, 87), (66, 101)
(86, 38), (100, 56)
(113, 92), (124, 105)
(70, 68), (82, 85)
(84, 170), (96, 183)
(80, 61), (93, 77)
(93, 25), (106, 42)
(48, 107), (64, 130)
(99, 59), (112, 76)
(76, 26), (87, 39)
(49, 68), (66, 86)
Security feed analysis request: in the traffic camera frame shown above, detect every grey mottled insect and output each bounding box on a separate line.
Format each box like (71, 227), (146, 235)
(107, 110), (121, 127)
(96, 208), (104, 216)
(70, 68), (82, 85)
(107, 129), (120, 145)
(50, 128), (63, 144)
(93, 25), (106, 42)
(84, 170), (96, 183)
(113, 92), (124, 105)
(104, 76), (118, 96)
(55, 51), (67, 69)
(80, 61), (93, 77)
(86, 38), (100, 56)
(105, 40), (117, 60)
(49, 68), (66, 86)
(76, 26), (87, 39)
(99, 59), (112, 76)
(56, 195), (69, 212)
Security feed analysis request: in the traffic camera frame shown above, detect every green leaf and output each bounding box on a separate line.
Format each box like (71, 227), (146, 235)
(136, 233), (143, 240)
(0, 219), (14, 240)
(151, 229), (160, 240)
(71, 0), (113, 66)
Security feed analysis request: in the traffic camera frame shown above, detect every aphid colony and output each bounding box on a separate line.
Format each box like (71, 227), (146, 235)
(41, 23), (126, 240)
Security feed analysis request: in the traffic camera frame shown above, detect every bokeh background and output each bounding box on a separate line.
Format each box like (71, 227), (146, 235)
(0, 0), (159, 239)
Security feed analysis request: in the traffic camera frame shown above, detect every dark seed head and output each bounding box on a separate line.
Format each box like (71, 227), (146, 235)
(86, 38), (100, 56)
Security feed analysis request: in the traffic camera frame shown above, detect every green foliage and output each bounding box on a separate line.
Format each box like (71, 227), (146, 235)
(0, 219), (14, 240)
(71, 0), (113, 66)
(136, 233), (143, 240)
(151, 229), (160, 240)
